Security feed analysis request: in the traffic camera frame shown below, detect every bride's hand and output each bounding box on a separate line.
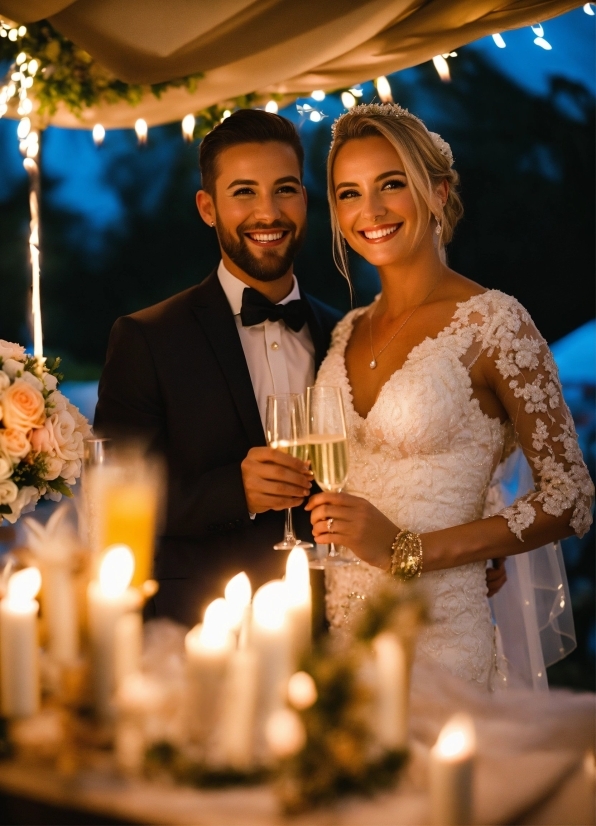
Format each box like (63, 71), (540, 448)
(305, 491), (396, 571)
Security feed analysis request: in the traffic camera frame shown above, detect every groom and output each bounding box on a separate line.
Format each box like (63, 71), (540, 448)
(94, 109), (341, 626)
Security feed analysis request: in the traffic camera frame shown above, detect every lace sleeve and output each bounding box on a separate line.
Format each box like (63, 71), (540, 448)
(464, 293), (594, 541)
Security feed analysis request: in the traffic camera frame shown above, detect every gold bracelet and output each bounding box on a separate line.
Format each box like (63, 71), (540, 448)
(390, 530), (423, 581)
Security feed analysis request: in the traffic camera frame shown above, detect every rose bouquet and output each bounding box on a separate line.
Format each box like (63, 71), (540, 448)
(0, 340), (92, 524)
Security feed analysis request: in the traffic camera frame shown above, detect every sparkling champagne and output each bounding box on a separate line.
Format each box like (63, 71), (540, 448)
(271, 438), (310, 463)
(309, 435), (348, 492)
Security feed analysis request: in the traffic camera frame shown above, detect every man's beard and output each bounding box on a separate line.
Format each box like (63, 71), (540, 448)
(216, 217), (306, 282)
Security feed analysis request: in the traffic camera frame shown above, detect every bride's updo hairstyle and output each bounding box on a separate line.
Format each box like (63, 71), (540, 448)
(328, 103), (463, 282)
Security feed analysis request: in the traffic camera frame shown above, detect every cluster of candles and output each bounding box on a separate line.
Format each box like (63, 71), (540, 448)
(0, 535), (476, 825)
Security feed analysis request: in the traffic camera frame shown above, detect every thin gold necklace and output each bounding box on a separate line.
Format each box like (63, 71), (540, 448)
(368, 280), (441, 369)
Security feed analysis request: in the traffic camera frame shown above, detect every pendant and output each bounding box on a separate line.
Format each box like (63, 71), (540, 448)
(369, 359), (377, 369)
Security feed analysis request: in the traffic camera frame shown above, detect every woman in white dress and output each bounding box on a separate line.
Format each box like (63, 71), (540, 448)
(306, 103), (594, 690)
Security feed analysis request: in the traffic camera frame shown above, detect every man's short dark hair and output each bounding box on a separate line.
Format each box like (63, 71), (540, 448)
(199, 108), (304, 195)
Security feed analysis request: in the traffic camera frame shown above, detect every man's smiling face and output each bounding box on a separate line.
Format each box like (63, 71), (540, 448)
(202, 141), (307, 283)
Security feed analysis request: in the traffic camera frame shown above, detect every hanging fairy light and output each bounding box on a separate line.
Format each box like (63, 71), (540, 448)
(432, 55), (451, 82)
(265, 100), (279, 113)
(311, 90), (325, 101)
(375, 76), (393, 102)
(134, 118), (148, 144)
(341, 91), (356, 109)
(221, 109), (231, 122)
(531, 23), (552, 50)
(492, 33), (506, 48)
(584, 3), (595, 14)
(92, 123), (105, 146)
(349, 85), (364, 97)
(181, 113), (195, 141)
(296, 102), (327, 122)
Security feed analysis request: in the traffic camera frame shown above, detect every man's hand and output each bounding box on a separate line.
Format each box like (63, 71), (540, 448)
(486, 558), (507, 598)
(241, 446), (313, 514)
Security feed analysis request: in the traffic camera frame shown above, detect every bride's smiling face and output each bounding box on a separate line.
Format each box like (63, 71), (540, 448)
(333, 135), (433, 267)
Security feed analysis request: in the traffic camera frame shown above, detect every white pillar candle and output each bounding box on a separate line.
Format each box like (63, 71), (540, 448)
(251, 580), (291, 760)
(114, 611), (143, 687)
(0, 567), (42, 717)
(373, 631), (408, 750)
(40, 561), (78, 664)
(217, 646), (259, 770)
(429, 713), (476, 826)
(185, 598), (234, 750)
(285, 547), (312, 668)
(87, 544), (138, 720)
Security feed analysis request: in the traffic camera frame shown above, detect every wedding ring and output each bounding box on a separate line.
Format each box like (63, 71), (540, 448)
(327, 518), (334, 533)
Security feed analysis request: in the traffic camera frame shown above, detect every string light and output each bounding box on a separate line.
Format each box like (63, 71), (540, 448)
(432, 55), (451, 82)
(375, 75), (393, 102)
(265, 100), (279, 113)
(181, 113), (195, 141)
(341, 91), (356, 109)
(349, 85), (364, 97)
(311, 90), (325, 101)
(134, 118), (148, 144)
(492, 33), (506, 48)
(92, 123), (105, 146)
(221, 109), (231, 121)
(309, 111), (322, 122)
(584, 3), (595, 14)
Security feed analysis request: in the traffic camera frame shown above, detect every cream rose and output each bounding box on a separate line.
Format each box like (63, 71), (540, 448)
(0, 452), (13, 481)
(0, 371), (10, 393)
(29, 424), (53, 454)
(0, 427), (31, 459)
(2, 484), (38, 523)
(0, 479), (18, 505)
(0, 340), (26, 362)
(45, 408), (80, 462)
(1, 378), (45, 431)
(43, 455), (64, 481)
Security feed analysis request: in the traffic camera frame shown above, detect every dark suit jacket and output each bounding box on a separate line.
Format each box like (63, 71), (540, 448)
(94, 270), (341, 626)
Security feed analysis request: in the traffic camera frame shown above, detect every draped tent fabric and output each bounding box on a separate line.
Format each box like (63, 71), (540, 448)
(0, 0), (582, 127)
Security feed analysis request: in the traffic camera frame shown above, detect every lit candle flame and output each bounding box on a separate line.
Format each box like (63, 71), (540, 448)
(224, 572), (251, 630)
(6, 567), (42, 610)
(181, 114), (195, 142)
(135, 118), (148, 145)
(435, 713), (476, 760)
(375, 76), (393, 102)
(253, 580), (287, 631)
(99, 544), (135, 598)
(199, 597), (232, 649)
(432, 55), (451, 82)
(92, 124), (105, 146)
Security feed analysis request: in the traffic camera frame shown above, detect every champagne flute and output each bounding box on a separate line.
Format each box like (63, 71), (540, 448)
(265, 393), (313, 552)
(306, 385), (352, 567)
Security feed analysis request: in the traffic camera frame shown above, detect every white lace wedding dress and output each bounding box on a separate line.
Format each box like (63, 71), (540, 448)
(319, 290), (593, 689)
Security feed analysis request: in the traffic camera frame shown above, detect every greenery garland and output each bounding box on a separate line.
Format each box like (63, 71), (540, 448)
(0, 18), (271, 136)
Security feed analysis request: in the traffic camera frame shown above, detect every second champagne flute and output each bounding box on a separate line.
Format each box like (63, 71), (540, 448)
(306, 385), (352, 566)
(265, 393), (313, 552)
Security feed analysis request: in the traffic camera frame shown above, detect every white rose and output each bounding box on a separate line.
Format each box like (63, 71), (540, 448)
(0, 371), (10, 393)
(0, 452), (13, 481)
(0, 478), (18, 505)
(45, 408), (79, 461)
(43, 455), (64, 481)
(0, 340), (26, 362)
(2, 358), (24, 379)
(61, 458), (80, 485)
(42, 373), (58, 392)
(21, 370), (44, 393)
(49, 391), (68, 413)
(2, 484), (39, 523)
(69, 402), (92, 441)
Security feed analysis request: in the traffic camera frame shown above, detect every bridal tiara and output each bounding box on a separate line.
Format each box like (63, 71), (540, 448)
(331, 102), (454, 167)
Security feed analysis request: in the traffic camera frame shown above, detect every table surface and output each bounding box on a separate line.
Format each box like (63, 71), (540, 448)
(0, 750), (593, 826)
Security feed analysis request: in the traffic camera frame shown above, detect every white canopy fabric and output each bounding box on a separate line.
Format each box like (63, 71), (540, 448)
(0, 0), (581, 127)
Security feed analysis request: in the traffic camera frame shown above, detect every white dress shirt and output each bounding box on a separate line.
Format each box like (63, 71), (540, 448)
(217, 261), (315, 430)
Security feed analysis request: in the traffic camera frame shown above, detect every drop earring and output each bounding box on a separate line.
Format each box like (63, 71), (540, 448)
(435, 219), (442, 236)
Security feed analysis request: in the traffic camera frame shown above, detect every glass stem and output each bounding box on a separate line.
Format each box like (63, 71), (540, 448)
(284, 508), (296, 543)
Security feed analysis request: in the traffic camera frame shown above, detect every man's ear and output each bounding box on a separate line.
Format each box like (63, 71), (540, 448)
(302, 184), (308, 208)
(196, 190), (216, 227)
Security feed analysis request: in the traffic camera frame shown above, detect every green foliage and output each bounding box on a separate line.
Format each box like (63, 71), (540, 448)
(144, 741), (268, 788)
(11, 452), (48, 487)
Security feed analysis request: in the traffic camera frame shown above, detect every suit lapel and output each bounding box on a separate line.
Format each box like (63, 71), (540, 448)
(190, 271), (265, 447)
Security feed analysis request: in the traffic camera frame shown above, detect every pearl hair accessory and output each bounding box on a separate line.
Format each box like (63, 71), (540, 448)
(331, 102), (454, 167)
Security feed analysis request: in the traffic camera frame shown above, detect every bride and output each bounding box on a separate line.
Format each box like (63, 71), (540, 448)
(306, 103), (594, 691)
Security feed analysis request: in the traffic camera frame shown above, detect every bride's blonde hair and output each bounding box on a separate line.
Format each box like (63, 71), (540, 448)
(327, 103), (463, 283)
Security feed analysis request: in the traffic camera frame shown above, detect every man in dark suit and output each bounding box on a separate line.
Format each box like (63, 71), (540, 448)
(94, 109), (341, 626)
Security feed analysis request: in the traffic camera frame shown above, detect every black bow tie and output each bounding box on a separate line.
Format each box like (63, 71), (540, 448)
(240, 287), (307, 332)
